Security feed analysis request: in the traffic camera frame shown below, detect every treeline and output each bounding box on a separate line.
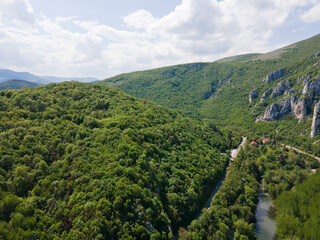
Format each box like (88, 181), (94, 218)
(275, 171), (320, 239)
(0, 82), (235, 239)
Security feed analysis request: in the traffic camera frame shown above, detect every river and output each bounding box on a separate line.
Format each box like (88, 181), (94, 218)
(254, 188), (276, 240)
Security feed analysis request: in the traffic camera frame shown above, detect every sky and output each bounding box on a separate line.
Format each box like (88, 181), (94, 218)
(0, 0), (319, 79)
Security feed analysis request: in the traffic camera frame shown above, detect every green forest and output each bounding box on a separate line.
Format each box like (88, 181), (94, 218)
(276, 172), (320, 239)
(0, 82), (238, 239)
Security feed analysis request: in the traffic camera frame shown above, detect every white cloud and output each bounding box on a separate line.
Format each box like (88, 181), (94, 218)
(301, 3), (320, 22)
(0, 0), (319, 78)
(0, 0), (35, 26)
(123, 10), (157, 29)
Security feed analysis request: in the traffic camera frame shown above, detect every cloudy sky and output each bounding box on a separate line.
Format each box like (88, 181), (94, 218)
(0, 0), (320, 79)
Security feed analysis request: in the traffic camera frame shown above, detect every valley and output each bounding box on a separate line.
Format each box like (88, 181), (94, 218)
(98, 33), (320, 239)
(0, 33), (320, 240)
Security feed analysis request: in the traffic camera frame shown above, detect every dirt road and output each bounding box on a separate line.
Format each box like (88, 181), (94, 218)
(281, 144), (320, 162)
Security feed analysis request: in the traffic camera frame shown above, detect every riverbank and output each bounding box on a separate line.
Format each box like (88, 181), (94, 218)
(254, 188), (276, 240)
(197, 137), (247, 215)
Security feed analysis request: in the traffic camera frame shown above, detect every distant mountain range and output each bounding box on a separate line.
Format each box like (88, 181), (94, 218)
(0, 69), (50, 84)
(0, 69), (99, 85)
(40, 76), (99, 83)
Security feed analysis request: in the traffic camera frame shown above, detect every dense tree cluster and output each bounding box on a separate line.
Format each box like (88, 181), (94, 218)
(275, 172), (320, 239)
(0, 82), (234, 239)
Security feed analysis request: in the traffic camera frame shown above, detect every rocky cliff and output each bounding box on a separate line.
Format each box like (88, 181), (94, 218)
(257, 75), (320, 124)
(270, 80), (292, 99)
(293, 99), (308, 119)
(263, 69), (285, 84)
(311, 102), (320, 137)
(302, 76), (320, 95)
(257, 96), (294, 122)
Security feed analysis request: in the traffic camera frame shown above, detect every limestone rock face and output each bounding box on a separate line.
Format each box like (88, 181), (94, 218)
(249, 89), (258, 103)
(258, 97), (294, 121)
(280, 97), (295, 116)
(260, 88), (273, 102)
(260, 103), (281, 121)
(302, 77), (320, 95)
(293, 99), (308, 119)
(311, 102), (320, 137)
(293, 76), (320, 120)
(270, 80), (292, 99)
(257, 75), (320, 126)
(263, 69), (285, 84)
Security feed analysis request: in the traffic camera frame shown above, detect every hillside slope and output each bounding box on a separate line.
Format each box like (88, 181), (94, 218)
(0, 79), (40, 90)
(0, 82), (235, 239)
(100, 34), (320, 153)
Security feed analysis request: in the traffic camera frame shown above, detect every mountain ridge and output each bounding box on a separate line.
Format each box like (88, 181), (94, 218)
(100, 33), (320, 154)
(0, 68), (99, 85)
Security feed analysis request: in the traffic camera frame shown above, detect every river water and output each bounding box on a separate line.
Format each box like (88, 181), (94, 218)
(254, 189), (276, 240)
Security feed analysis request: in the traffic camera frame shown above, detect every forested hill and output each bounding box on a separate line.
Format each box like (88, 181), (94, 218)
(0, 81), (235, 239)
(0, 79), (40, 91)
(100, 34), (320, 154)
(100, 34), (320, 117)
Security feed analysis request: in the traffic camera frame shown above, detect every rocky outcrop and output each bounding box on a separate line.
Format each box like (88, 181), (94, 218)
(258, 95), (309, 122)
(293, 99), (308, 119)
(311, 102), (320, 137)
(263, 69), (285, 84)
(302, 76), (320, 95)
(258, 97), (294, 121)
(249, 89), (258, 103)
(260, 80), (292, 102)
(260, 88), (273, 102)
(270, 80), (292, 99)
(316, 52), (320, 58)
(297, 74), (310, 83)
(257, 75), (320, 124)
